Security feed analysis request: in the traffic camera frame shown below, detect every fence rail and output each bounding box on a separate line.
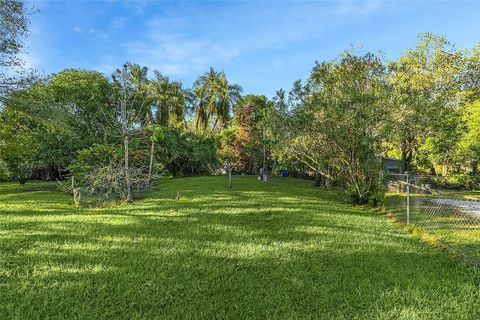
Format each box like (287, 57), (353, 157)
(384, 176), (480, 266)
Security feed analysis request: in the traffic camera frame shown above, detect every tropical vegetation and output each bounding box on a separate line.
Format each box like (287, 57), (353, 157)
(1, 1), (479, 205)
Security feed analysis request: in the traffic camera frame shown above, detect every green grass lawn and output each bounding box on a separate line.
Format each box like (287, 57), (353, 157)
(1, 176), (479, 319)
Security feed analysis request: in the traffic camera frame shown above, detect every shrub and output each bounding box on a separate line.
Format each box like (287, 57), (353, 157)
(66, 143), (153, 205)
(0, 160), (10, 181)
(158, 129), (219, 177)
(430, 174), (480, 190)
(69, 144), (124, 186)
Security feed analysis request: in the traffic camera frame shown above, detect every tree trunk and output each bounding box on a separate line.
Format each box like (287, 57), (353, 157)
(400, 148), (407, 174)
(262, 127), (266, 176)
(324, 176), (331, 188)
(124, 134), (133, 202)
(164, 104), (170, 126)
(148, 139), (155, 186)
(400, 139), (413, 174)
(228, 162), (232, 189)
(406, 151), (412, 172)
(119, 69), (133, 203)
(314, 174), (322, 187)
(442, 164), (448, 177)
(195, 104), (205, 134)
(472, 161), (478, 175)
(211, 117), (219, 134)
(172, 162), (177, 177)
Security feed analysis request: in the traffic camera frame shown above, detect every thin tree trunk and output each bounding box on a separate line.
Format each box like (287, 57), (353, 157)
(195, 115), (200, 133)
(195, 103), (203, 133)
(472, 161), (478, 175)
(124, 134), (133, 202)
(172, 161), (177, 177)
(211, 117), (219, 134)
(314, 174), (321, 187)
(120, 71), (133, 203)
(263, 142), (266, 171)
(442, 164), (448, 177)
(325, 175), (330, 188)
(156, 103), (162, 123)
(148, 139), (155, 186)
(228, 162), (232, 189)
(262, 127), (266, 180)
(400, 147), (407, 174)
(164, 103), (170, 126)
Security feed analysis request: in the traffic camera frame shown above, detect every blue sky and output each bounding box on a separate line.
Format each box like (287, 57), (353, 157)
(25, 0), (480, 98)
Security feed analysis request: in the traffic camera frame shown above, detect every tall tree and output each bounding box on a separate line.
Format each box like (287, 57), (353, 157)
(0, 81), (75, 182)
(226, 95), (275, 174)
(289, 52), (389, 203)
(0, 0), (36, 100)
(111, 63), (149, 202)
(388, 33), (462, 173)
(457, 100), (480, 174)
(150, 70), (186, 127)
(191, 68), (242, 133)
(457, 45), (480, 174)
(48, 69), (114, 149)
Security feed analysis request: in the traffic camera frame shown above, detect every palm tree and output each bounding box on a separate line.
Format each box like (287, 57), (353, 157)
(168, 80), (186, 125)
(216, 73), (242, 130)
(150, 70), (187, 127)
(191, 84), (208, 132)
(146, 71), (188, 183)
(191, 68), (242, 133)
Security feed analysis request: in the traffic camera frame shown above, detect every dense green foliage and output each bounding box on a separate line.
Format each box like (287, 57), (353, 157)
(285, 53), (389, 203)
(0, 0), (36, 99)
(1, 30), (479, 201)
(1, 176), (479, 319)
(1, 3), (478, 319)
(0, 71), (112, 183)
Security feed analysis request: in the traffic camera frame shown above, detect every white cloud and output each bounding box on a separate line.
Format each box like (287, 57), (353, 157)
(121, 24), (240, 76)
(72, 26), (109, 41)
(359, 1), (383, 15)
(335, 0), (383, 16)
(124, 0), (148, 15)
(111, 18), (126, 29)
(88, 28), (110, 41)
(155, 63), (187, 75)
(22, 0), (387, 85)
(271, 58), (285, 70)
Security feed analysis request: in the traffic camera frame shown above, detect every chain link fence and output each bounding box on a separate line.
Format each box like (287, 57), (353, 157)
(384, 174), (480, 266)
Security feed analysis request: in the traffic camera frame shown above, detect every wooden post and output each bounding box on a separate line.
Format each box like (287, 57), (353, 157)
(72, 176), (80, 207)
(228, 162), (232, 189)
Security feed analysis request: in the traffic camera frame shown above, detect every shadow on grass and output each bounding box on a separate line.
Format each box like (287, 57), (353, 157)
(1, 176), (479, 319)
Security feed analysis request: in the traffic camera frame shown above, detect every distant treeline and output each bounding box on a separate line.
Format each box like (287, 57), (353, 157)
(1, 31), (479, 203)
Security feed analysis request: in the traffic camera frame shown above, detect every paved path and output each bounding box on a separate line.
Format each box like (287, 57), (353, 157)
(429, 198), (480, 218)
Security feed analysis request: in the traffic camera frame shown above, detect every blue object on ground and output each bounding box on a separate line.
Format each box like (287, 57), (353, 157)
(281, 169), (288, 177)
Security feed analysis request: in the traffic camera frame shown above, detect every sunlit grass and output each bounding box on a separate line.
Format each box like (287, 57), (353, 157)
(1, 177), (479, 319)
